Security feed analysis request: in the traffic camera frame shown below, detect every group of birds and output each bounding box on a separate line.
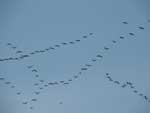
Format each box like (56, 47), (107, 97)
(0, 20), (148, 110)
(105, 73), (150, 103)
(0, 33), (94, 62)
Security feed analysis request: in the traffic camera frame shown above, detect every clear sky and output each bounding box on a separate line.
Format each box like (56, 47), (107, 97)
(0, 0), (150, 113)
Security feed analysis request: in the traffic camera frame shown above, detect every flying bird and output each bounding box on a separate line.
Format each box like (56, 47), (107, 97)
(114, 81), (120, 84)
(122, 21), (128, 24)
(35, 92), (40, 95)
(129, 33), (135, 36)
(31, 99), (37, 102)
(104, 47), (109, 50)
(89, 33), (94, 35)
(16, 51), (23, 54)
(22, 102), (28, 105)
(55, 45), (60, 47)
(61, 42), (67, 45)
(121, 84), (127, 88)
(75, 40), (80, 42)
(120, 36), (125, 39)
(83, 36), (88, 38)
(69, 42), (75, 44)
(112, 40), (117, 43)
(138, 26), (144, 30)
(96, 55), (103, 58)
(81, 68), (88, 71)
(0, 78), (5, 80)
(32, 69), (38, 72)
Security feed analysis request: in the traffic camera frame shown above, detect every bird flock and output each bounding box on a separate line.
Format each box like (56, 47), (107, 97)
(105, 73), (150, 103)
(0, 20), (149, 111)
(0, 33), (94, 62)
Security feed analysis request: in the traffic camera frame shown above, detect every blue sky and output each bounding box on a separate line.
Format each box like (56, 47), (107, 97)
(0, 0), (150, 113)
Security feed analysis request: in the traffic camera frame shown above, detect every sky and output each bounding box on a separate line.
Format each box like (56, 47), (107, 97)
(0, 0), (150, 113)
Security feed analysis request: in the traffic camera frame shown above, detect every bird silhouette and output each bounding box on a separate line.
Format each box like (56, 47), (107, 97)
(122, 21), (128, 24)
(104, 47), (109, 50)
(138, 26), (144, 30)
(129, 33), (135, 36)
(119, 36), (125, 39)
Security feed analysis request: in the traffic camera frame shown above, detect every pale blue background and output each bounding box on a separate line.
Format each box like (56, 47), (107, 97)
(0, 0), (150, 113)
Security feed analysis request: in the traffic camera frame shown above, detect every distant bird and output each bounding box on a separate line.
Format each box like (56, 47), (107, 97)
(49, 47), (55, 50)
(16, 51), (23, 54)
(108, 78), (113, 82)
(39, 87), (43, 90)
(144, 96), (148, 100)
(34, 83), (39, 86)
(126, 82), (132, 86)
(63, 82), (69, 85)
(35, 92), (40, 95)
(0, 78), (5, 80)
(61, 42), (67, 45)
(48, 82), (54, 85)
(12, 46), (17, 49)
(129, 33), (135, 36)
(8, 57), (14, 60)
(39, 50), (45, 53)
(39, 80), (44, 83)
(59, 102), (63, 104)
(114, 81), (120, 84)
(27, 65), (33, 69)
(7, 43), (12, 46)
(83, 36), (88, 38)
(85, 64), (92, 67)
(30, 106), (34, 110)
(14, 58), (19, 60)
(91, 59), (97, 62)
(68, 79), (72, 82)
(74, 75), (78, 79)
(55, 45), (60, 47)
(45, 48), (50, 51)
(122, 22), (128, 24)
(89, 33), (94, 35)
(81, 68), (88, 71)
(11, 85), (15, 88)
(31, 99), (37, 102)
(32, 69), (38, 72)
(78, 72), (82, 75)
(133, 90), (138, 93)
(139, 93), (144, 96)
(44, 84), (48, 87)
(5, 82), (11, 85)
(17, 92), (21, 95)
(104, 47), (109, 50)
(22, 102), (28, 105)
(138, 26), (144, 30)
(112, 40), (117, 43)
(20, 55), (30, 58)
(130, 86), (135, 89)
(69, 42), (75, 44)
(35, 50), (40, 53)
(0, 59), (4, 61)
(106, 73), (109, 76)
(35, 75), (39, 78)
(30, 52), (35, 55)
(59, 81), (65, 83)
(96, 55), (103, 58)
(121, 84), (127, 88)
(120, 36), (125, 39)
(75, 40), (80, 42)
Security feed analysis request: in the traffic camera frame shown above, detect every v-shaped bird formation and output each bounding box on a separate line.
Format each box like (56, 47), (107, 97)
(0, 20), (149, 111)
